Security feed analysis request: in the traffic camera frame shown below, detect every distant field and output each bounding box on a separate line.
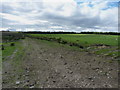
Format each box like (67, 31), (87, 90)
(30, 34), (119, 46)
(29, 34), (120, 58)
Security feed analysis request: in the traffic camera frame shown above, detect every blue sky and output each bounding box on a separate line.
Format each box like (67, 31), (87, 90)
(0, 0), (119, 32)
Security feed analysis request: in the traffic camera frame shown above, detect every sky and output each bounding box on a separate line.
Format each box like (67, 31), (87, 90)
(0, 0), (119, 32)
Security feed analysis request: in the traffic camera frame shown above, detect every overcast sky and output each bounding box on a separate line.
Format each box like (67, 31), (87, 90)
(0, 0), (119, 32)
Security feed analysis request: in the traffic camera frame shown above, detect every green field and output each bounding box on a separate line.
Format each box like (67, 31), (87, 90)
(30, 34), (119, 46)
(29, 34), (120, 59)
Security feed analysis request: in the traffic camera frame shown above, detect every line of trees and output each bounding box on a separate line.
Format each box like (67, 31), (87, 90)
(22, 31), (120, 35)
(80, 32), (120, 35)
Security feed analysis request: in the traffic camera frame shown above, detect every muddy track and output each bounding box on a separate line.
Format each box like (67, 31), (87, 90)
(2, 38), (118, 88)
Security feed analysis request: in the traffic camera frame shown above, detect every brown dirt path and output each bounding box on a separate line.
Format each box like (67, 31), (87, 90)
(2, 38), (118, 88)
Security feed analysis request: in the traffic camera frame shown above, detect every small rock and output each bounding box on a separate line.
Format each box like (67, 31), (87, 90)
(27, 53), (30, 55)
(16, 81), (20, 85)
(29, 84), (35, 88)
(65, 84), (69, 87)
(68, 71), (73, 74)
(25, 74), (29, 76)
(2, 81), (5, 84)
(88, 77), (92, 80)
(25, 68), (28, 70)
(89, 64), (91, 67)
(93, 59), (96, 61)
(98, 61), (101, 64)
(29, 86), (34, 88)
(104, 84), (108, 87)
(27, 70), (29, 73)
(53, 81), (56, 83)
(109, 69), (113, 71)
(76, 62), (78, 65)
(23, 82), (29, 87)
(99, 71), (102, 73)
(63, 75), (66, 77)
(92, 67), (99, 70)
(45, 59), (48, 62)
(26, 80), (29, 82)
(5, 72), (7, 74)
(64, 62), (67, 65)
(47, 85), (50, 88)
(87, 47), (91, 49)
(17, 77), (20, 79)
(60, 55), (63, 58)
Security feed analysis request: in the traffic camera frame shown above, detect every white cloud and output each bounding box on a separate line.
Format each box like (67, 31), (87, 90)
(1, 0), (119, 32)
(100, 7), (118, 26)
(0, 27), (9, 31)
(1, 0), (119, 2)
(50, 26), (63, 29)
(1, 12), (49, 25)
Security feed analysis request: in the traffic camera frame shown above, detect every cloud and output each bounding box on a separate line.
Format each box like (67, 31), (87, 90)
(0, 0), (119, 32)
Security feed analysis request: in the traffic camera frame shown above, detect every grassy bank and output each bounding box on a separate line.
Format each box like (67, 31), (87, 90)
(28, 34), (120, 59)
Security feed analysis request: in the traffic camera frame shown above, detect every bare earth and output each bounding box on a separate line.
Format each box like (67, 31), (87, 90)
(2, 38), (118, 88)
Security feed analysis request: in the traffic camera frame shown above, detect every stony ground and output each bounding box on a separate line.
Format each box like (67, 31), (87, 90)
(2, 38), (118, 88)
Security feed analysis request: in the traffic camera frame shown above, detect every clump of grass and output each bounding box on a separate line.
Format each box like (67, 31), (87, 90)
(85, 41), (88, 44)
(108, 60), (113, 63)
(107, 51), (119, 58)
(1, 45), (5, 50)
(2, 42), (17, 61)
(10, 43), (15, 46)
(95, 49), (110, 55)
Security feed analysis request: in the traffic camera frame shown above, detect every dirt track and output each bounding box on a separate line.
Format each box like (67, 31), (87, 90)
(2, 38), (118, 88)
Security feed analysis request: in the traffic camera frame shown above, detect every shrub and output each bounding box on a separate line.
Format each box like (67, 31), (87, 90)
(1, 45), (4, 50)
(21, 37), (25, 39)
(10, 43), (15, 46)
